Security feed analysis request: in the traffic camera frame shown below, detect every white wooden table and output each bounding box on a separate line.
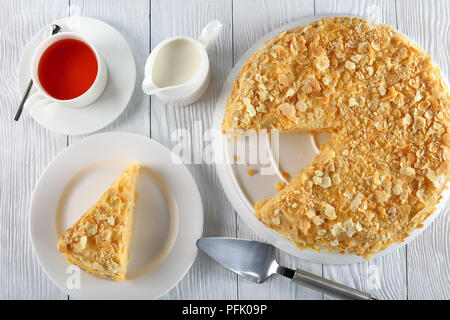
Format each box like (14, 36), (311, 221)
(1, 0), (449, 300)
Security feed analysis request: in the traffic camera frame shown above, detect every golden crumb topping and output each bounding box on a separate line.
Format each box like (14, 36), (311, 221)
(222, 17), (450, 259)
(57, 163), (140, 280)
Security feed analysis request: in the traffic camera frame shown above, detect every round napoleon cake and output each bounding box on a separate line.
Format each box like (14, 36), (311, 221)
(222, 17), (450, 259)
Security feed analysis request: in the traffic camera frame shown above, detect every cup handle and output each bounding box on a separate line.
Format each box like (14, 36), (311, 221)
(198, 20), (223, 51)
(24, 91), (49, 113)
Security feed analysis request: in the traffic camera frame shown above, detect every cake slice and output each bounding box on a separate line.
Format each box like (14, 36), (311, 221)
(57, 163), (141, 281)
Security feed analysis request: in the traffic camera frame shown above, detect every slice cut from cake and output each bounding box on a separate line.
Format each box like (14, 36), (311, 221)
(57, 163), (141, 281)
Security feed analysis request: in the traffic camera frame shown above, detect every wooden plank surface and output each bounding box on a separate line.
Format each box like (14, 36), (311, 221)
(396, 0), (450, 300)
(0, 0), (449, 300)
(0, 0), (69, 300)
(150, 0), (237, 299)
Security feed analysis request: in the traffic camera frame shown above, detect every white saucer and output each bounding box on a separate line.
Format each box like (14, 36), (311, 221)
(18, 17), (136, 135)
(30, 132), (203, 299)
(213, 15), (450, 264)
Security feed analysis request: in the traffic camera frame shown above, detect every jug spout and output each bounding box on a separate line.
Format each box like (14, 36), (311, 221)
(142, 76), (161, 95)
(142, 76), (192, 97)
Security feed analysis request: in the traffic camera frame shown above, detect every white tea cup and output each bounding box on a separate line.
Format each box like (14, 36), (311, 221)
(142, 21), (222, 106)
(29, 32), (108, 108)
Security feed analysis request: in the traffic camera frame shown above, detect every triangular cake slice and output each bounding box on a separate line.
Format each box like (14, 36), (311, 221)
(57, 163), (141, 281)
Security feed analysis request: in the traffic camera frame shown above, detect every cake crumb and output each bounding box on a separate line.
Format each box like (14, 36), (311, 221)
(275, 181), (286, 191)
(281, 171), (291, 181)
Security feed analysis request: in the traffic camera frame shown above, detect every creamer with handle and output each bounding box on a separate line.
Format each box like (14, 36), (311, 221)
(142, 21), (222, 106)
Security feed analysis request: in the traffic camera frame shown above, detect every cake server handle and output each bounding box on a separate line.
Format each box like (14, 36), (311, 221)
(292, 268), (376, 300)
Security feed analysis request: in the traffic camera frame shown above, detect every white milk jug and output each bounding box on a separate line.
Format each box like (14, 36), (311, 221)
(142, 21), (223, 106)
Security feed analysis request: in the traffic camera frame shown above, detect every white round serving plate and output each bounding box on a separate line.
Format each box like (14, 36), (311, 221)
(18, 17), (136, 135)
(30, 132), (203, 299)
(213, 15), (450, 264)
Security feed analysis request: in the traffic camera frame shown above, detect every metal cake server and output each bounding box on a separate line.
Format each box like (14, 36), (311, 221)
(197, 237), (377, 300)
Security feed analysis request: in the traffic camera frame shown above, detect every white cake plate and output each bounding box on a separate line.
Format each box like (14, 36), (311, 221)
(213, 15), (450, 264)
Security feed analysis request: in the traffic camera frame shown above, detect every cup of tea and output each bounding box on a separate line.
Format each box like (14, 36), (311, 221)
(30, 32), (108, 108)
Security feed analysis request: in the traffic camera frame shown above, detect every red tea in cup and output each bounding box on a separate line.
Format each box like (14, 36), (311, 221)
(38, 39), (98, 100)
